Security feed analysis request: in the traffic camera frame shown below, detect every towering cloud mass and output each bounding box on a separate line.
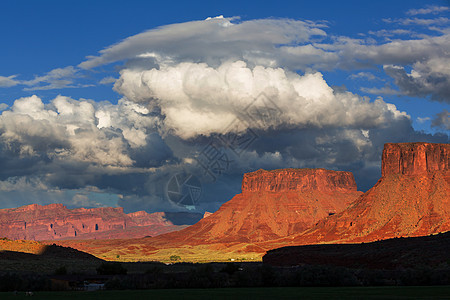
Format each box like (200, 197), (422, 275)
(0, 11), (448, 213)
(115, 60), (407, 139)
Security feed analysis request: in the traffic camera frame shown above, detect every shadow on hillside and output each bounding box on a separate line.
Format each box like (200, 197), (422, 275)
(0, 244), (103, 261)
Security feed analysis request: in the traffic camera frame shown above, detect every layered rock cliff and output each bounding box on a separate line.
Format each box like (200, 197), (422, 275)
(149, 168), (362, 246)
(264, 142), (450, 249)
(242, 169), (358, 193)
(0, 204), (185, 240)
(382, 143), (449, 177)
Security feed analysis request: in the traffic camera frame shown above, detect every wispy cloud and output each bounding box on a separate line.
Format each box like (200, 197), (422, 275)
(368, 29), (413, 38)
(349, 72), (379, 81)
(360, 85), (399, 96)
(99, 76), (117, 85)
(0, 75), (20, 87)
(417, 116), (431, 123)
(0, 67), (94, 91)
(22, 66), (81, 91)
(406, 5), (450, 16)
(398, 17), (450, 26)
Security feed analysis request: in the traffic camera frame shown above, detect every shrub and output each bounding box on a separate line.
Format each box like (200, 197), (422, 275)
(170, 255), (181, 262)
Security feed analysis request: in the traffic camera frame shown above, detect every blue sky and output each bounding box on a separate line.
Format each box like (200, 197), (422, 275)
(0, 0), (448, 212)
(1, 0), (449, 130)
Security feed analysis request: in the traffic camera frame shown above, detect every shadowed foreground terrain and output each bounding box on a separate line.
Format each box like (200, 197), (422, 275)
(264, 231), (450, 269)
(0, 233), (449, 292)
(1, 286), (450, 300)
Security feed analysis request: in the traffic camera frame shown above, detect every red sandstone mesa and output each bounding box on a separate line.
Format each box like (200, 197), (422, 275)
(149, 168), (362, 246)
(9, 142), (448, 262)
(263, 142), (450, 249)
(0, 204), (184, 240)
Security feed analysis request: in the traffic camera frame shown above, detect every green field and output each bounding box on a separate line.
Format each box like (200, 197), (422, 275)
(1, 286), (450, 300)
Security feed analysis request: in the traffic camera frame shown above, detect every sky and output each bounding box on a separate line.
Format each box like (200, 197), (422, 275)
(0, 0), (449, 213)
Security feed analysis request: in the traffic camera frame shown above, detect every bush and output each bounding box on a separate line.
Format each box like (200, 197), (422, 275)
(170, 255), (181, 262)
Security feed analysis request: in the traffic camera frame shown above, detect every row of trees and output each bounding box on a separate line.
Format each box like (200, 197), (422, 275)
(1, 262), (449, 291)
(105, 263), (450, 290)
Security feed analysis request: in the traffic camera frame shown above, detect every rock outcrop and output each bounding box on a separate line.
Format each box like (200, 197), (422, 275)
(242, 168), (358, 193)
(382, 143), (449, 177)
(0, 204), (185, 240)
(149, 168), (362, 246)
(203, 211), (213, 218)
(264, 142), (450, 249)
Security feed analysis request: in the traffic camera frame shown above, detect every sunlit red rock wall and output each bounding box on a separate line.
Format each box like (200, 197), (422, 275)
(382, 143), (449, 177)
(242, 168), (358, 193)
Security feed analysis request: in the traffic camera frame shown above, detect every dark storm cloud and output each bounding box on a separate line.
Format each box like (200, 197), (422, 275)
(431, 109), (450, 130)
(384, 64), (450, 103)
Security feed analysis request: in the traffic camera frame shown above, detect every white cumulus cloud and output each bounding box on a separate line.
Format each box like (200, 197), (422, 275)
(0, 95), (159, 166)
(115, 60), (409, 139)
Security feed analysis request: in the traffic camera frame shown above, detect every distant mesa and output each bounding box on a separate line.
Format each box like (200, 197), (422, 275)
(0, 204), (191, 241)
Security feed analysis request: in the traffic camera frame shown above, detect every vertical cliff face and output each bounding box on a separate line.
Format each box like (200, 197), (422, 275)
(242, 169), (358, 193)
(267, 143), (450, 249)
(149, 168), (362, 246)
(382, 143), (449, 177)
(0, 204), (183, 240)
